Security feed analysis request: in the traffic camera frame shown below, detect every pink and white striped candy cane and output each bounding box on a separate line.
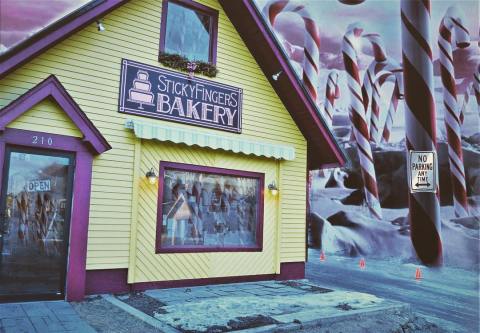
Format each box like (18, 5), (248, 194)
(401, 0), (442, 266)
(474, 65), (480, 110)
(362, 33), (404, 143)
(438, 5), (470, 218)
(377, 63), (404, 143)
(361, 33), (387, 123)
(362, 63), (403, 144)
(459, 83), (472, 124)
(382, 82), (401, 143)
(324, 70), (340, 128)
(342, 22), (382, 220)
(263, 0), (321, 102)
(362, 64), (382, 141)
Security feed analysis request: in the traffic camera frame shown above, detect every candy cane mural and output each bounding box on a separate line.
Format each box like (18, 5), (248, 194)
(382, 82), (401, 143)
(401, 0), (442, 266)
(438, 6), (470, 218)
(362, 64), (382, 141)
(263, 0), (321, 102)
(474, 65), (480, 110)
(362, 33), (404, 144)
(459, 84), (468, 125)
(342, 22), (382, 219)
(459, 83), (472, 124)
(324, 70), (340, 128)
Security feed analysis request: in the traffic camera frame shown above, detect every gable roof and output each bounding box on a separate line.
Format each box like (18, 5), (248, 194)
(0, 0), (345, 169)
(0, 75), (111, 154)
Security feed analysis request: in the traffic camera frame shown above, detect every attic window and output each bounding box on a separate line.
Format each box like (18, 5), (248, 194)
(159, 0), (218, 64)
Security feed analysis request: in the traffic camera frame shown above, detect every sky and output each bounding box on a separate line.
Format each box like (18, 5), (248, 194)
(0, 0), (91, 53)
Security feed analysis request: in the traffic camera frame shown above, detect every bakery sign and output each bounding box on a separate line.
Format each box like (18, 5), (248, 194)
(119, 59), (243, 133)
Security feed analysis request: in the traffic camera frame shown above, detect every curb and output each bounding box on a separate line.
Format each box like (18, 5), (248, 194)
(236, 302), (411, 332)
(101, 294), (181, 333)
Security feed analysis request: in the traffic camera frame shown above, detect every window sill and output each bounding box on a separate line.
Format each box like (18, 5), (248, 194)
(155, 246), (263, 254)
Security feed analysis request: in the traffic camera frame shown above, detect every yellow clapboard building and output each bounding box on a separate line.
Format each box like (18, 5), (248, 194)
(0, 0), (344, 301)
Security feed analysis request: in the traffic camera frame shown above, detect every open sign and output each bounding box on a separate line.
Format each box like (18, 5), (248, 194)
(27, 179), (51, 192)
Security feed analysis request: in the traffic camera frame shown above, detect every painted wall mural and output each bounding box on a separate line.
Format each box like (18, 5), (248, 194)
(257, 0), (479, 269)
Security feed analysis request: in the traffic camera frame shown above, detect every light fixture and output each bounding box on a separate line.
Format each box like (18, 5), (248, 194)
(146, 168), (158, 184)
(272, 71), (282, 81)
(96, 20), (105, 32)
(268, 181), (278, 196)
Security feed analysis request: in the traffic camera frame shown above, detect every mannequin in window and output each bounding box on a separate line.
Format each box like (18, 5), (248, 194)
(211, 180), (229, 246)
(171, 178), (189, 245)
(187, 174), (204, 245)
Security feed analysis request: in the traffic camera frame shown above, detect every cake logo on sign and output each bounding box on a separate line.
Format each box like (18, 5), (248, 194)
(128, 70), (155, 110)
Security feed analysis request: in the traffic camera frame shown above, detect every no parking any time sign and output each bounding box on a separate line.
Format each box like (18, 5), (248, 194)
(409, 151), (437, 193)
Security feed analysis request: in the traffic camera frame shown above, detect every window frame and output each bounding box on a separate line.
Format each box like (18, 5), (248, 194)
(155, 161), (265, 253)
(159, 0), (219, 65)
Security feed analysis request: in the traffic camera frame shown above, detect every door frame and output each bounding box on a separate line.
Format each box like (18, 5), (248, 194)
(0, 145), (75, 302)
(0, 75), (111, 301)
(0, 128), (94, 301)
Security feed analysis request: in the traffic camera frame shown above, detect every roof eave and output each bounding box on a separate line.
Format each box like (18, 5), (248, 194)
(0, 75), (111, 154)
(0, 0), (129, 80)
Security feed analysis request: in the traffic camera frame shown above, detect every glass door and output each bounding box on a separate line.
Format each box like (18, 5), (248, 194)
(0, 147), (74, 301)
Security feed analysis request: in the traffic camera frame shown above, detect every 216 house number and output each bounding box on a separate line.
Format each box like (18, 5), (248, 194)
(32, 135), (53, 146)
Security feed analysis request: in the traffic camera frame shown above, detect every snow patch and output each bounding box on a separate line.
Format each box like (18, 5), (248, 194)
(155, 291), (384, 332)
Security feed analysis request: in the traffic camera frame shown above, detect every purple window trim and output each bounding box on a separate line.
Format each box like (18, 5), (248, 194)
(0, 0), (128, 79)
(0, 75), (111, 155)
(155, 161), (265, 254)
(0, 128), (96, 302)
(158, 0), (219, 65)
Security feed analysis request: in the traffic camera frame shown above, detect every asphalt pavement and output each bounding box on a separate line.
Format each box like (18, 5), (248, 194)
(306, 249), (479, 333)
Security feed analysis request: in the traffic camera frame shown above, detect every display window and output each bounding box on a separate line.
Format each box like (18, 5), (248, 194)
(156, 162), (264, 253)
(159, 0), (219, 63)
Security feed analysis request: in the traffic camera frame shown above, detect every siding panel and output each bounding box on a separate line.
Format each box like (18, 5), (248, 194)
(0, 0), (308, 272)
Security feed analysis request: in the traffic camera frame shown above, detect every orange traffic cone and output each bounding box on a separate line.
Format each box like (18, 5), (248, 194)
(359, 257), (366, 269)
(415, 267), (422, 280)
(320, 251), (326, 262)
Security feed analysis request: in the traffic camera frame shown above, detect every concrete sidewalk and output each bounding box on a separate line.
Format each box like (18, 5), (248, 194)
(94, 280), (446, 333)
(0, 280), (450, 332)
(0, 300), (95, 333)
